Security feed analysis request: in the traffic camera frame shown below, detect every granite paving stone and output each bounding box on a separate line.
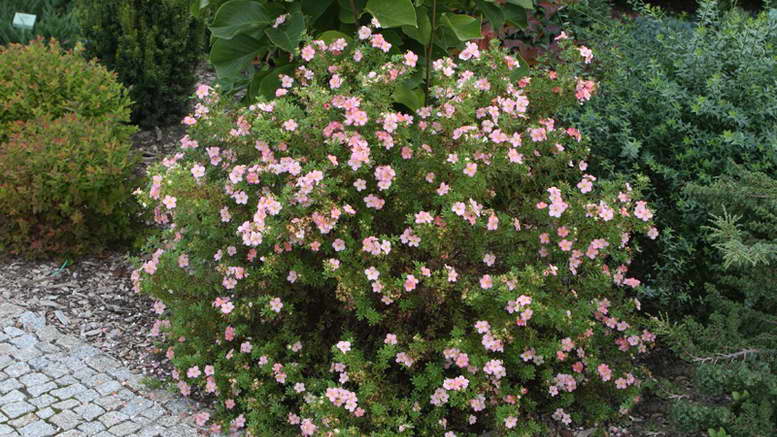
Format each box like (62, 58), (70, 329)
(0, 310), (219, 436)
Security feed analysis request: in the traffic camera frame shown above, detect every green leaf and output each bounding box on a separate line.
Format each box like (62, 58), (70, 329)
(475, 0), (504, 31)
(440, 13), (481, 41)
(401, 8), (431, 45)
(209, 0), (272, 40)
(393, 83), (425, 111)
(507, 0), (533, 8)
(265, 10), (305, 53)
(317, 30), (351, 45)
(210, 33), (263, 79)
(257, 64), (297, 99)
(503, 4), (528, 28)
(509, 52), (530, 80)
(301, 0), (335, 22)
(365, 0), (417, 28)
(190, 0), (209, 16)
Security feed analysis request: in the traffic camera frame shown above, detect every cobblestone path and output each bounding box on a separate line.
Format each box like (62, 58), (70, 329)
(0, 302), (208, 436)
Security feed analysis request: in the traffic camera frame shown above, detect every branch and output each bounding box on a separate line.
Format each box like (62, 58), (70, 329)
(691, 348), (774, 364)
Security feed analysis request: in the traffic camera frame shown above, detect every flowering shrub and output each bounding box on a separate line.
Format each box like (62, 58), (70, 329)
(136, 31), (657, 435)
(0, 113), (139, 258)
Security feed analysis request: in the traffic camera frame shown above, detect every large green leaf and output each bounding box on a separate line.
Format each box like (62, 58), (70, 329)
(393, 83), (425, 111)
(507, 0), (533, 8)
(317, 30), (351, 45)
(265, 10), (305, 53)
(210, 33), (263, 79)
(257, 64), (297, 99)
(209, 0), (272, 40)
(365, 0), (417, 28)
(475, 0), (504, 31)
(401, 8), (431, 45)
(337, 0), (366, 24)
(503, 4), (528, 28)
(440, 13), (481, 41)
(190, 0), (209, 16)
(301, 0), (335, 22)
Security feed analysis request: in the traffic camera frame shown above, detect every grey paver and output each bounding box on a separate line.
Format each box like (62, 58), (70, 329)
(34, 408), (53, 420)
(0, 308), (208, 437)
(49, 410), (80, 431)
(107, 420), (140, 436)
(94, 381), (121, 397)
(18, 420), (56, 437)
(98, 411), (127, 428)
(76, 421), (105, 435)
(74, 403), (104, 422)
(27, 396), (54, 410)
(2, 364), (29, 380)
(18, 374), (48, 388)
(8, 336), (37, 351)
(17, 313), (45, 333)
(50, 383), (87, 400)
(25, 383), (56, 398)
(0, 404), (33, 421)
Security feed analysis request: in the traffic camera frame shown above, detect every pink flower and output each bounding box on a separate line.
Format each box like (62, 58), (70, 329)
(187, 366), (201, 378)
(194, 411), (210, 426)
(504, 416), (518, 429)
(162, 195), (176, 209)
(480, 274), (493, 289)
(415, 211), (434, 224)
(283, 119), (298, 131)
(384, 333), (397, 345)
(224, 326), (235, 341)
(404, 51), (418, 67)
(270, 297), (283, 313)
(474, 320), (490, 334)
(463, 162), (478, 177)
(404, 274), (418, 291)
(364, 266), (380, 281)
(195, 84), (211, 99)
(336, 341), (351, 353)
(597, 363), (612, 381)
(301, 45), (315, 61)
(579, 46), (594, 64)
(240, 341), (252, 353)
(182, 116), (196, 126)
(300, 419), (317, 436)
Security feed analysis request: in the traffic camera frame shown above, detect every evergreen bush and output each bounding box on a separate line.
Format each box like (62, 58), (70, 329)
(657, 167), (777, 436)
(0, 0), (81, 47)
(135, 31), (658, 435)
(77, 0), (206, 127)
(564, 1), (777, 312)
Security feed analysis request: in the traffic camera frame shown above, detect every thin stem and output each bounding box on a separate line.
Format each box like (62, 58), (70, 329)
(424, 0), (437, 102)
(349, 0), (359, 26)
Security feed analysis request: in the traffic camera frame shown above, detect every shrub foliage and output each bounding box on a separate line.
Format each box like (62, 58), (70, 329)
(0, 38), (132, 139)
(0, 0), (81, 47)
(565, 1), (777, 310)
(135, 33), (657, 435)
(0, 114), (139, 258)
(77, 0), (205, 127)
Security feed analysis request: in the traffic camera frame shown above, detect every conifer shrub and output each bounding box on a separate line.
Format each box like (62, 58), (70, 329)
(0, 38), (132, 140)
(0, 0), (81, 47)
(135, 32), (658, 435)
(77, 0), (205, 127)
(656, 167), (777, 437)
(563, 1), (777, 311)
(0, 113), (139, 258)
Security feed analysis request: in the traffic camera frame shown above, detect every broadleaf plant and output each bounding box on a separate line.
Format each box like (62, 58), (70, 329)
(195, 0), (536, 107)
